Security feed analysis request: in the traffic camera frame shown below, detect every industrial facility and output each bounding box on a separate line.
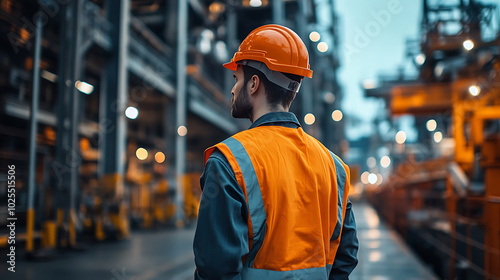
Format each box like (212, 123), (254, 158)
(0, 0), (499, 279)
(363, 0), (500, 279)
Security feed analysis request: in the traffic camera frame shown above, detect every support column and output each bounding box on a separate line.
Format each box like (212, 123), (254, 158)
(54, 1), (72, 249)
(484, 138), (500, 279)
(103, 0), (129, 177)
(98, 70), (107, 178)
(164, 0), (178, 45)
(68, 0), (84, 247)
(273, 0), (285, 25)
(175, 0), (189, 226)
(101, 0), (130, 238)
(297, 0), (313, 134)
(26, 13), (43, 254)
(224, 6), (237, 98)
(165, 101), (177, 218)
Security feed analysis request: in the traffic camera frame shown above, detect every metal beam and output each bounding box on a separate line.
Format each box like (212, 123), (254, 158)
(224, 6), (237, 100)
(165, 100), (176, 201)
(54, 3), (72, 249)
(68, 1), (85, 247)
(26, 13), (43, 254)
(98, 70), (107, 178)
(298, 0), (313, 134)
(175, 0), (188, 225)
(273, 0), (285, 24)
(127, 54), (175, 96)
(391, 83), (453, 115)
(4, 99), (98, 137)
(98, 0), (131, 240)
(135, 12), (164, 25)
(103, 0), (130, 176)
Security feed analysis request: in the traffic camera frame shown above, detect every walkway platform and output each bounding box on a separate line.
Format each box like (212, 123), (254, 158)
(350, 201), (438, 280)
(1, 201), (438, 280)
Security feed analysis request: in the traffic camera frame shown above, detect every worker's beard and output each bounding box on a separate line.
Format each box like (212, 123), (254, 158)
(231, 86), (253, 119)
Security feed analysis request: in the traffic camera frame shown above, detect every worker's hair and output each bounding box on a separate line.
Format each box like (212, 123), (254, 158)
(242, 65), (302, 109)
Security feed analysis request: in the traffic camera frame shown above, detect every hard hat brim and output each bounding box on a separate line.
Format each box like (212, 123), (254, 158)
(223, 61), (238, 71)
(223, 59), (312, 78)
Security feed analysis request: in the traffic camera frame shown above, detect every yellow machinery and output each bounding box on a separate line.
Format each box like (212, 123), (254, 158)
(364, 0), (500, 278)
(126, 142), (201, 229)
(184, 173), (202, 220)
(368, 79), (500, 279)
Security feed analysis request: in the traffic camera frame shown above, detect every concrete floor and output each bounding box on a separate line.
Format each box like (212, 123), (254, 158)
(1, 201), (438, 280)
(350, 201), (438, 280)
(1, 227), (197, 280)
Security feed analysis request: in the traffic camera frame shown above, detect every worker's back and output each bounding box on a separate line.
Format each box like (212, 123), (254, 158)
(196, 24), (358, 279)
(205, 123), (350, 277)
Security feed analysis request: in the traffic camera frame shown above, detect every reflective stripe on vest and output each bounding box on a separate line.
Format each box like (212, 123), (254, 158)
(222, 137), (267, 267)
(204, 128), (349, 279)
(241, 264), (334, 279)
(330, 151), (346, 241)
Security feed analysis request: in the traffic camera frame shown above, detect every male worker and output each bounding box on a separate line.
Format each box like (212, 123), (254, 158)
(193, 24), (358, 279)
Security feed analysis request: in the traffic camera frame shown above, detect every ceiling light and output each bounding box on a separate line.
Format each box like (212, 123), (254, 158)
(75, 80), (94, 94)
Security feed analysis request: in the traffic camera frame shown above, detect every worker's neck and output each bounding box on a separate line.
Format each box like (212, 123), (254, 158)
(250, 104), (287, 123)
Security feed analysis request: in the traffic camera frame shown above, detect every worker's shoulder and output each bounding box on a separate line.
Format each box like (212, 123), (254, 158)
(207, 148), (228, 163)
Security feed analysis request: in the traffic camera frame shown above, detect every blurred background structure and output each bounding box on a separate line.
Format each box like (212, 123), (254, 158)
(0, 0), (499, 279)
(362, 0), (500, 279)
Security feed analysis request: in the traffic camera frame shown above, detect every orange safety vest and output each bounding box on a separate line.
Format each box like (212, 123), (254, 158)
(204, 125), (351, 279)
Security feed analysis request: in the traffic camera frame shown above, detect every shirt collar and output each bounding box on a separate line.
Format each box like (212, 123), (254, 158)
(249, 112), (301, 129)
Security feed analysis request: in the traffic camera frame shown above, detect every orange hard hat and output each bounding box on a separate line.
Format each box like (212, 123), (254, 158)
(223, 24), (313, 78)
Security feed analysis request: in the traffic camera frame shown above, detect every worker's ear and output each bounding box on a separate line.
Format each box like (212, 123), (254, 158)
(248, 74), (260, 95)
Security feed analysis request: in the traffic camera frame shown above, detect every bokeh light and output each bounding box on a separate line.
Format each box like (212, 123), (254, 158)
(395, 131), (407, 144)
(309, 31), (321, 42)
(177, 126), (188, 136)
(426, 119), (437, 131)
(304, 113), (316, 125)
(155, 152), (165, 163)
(136, 148), (148, 161)
(380, 156), (391, 168)
(331, 110), (343, 122)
